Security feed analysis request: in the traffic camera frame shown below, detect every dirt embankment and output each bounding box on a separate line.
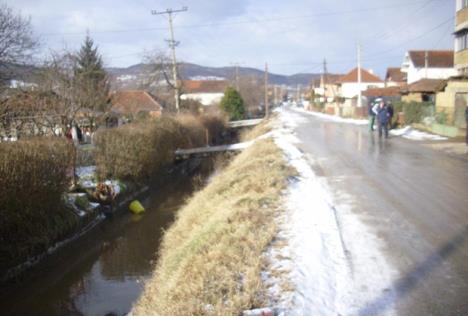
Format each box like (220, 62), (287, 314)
(132, 122), (292, 315)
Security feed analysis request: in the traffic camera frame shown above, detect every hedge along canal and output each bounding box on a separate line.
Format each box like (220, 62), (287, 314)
(0, 157), (218, 316)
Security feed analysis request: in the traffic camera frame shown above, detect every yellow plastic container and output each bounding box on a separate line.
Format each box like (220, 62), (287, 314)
(129, 200), (145, 214)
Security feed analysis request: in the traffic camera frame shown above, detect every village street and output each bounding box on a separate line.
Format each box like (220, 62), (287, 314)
(279, 107), (468, 315)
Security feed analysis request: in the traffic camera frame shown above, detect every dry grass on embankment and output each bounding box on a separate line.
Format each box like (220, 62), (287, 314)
(132, 137), (291, 316)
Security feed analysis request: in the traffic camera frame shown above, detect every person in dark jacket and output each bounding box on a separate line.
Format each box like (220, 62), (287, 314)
(387, 101), (394, 130)
(376, 101), (390, 139)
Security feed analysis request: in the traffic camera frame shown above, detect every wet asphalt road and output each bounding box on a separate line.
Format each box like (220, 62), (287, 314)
(286, 108), (468, 316)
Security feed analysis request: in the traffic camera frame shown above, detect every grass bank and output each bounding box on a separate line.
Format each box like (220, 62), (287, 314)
(132, 130), (292, 315)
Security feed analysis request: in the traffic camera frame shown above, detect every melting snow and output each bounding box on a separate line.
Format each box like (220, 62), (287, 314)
(266, 108), (398, 315)
(390, 126), (448, 141)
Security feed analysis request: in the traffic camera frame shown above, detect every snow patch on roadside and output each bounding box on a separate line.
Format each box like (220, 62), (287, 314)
(267, 111), (398, 315)
(290, 107), (368, 125)
(390, 126), (448, 141)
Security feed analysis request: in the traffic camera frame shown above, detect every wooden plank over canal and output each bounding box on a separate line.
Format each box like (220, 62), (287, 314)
(175, 141), (253, 159)
(227, 119), (263, 128)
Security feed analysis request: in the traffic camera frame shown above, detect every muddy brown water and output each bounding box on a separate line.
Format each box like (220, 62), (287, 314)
(0, 159), (214, 316)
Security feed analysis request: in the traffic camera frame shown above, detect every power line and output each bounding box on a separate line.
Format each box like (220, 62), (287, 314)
(39, 0), (443, 37)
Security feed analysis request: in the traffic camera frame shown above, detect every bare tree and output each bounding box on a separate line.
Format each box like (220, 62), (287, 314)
(40, 52), (82, 133)
(0, 3), (39, 83)
(236, 75), (264, 117)
(141, 51), (185, 113)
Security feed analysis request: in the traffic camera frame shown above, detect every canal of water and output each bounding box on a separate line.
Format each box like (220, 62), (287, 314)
(0, 159), (215, 316)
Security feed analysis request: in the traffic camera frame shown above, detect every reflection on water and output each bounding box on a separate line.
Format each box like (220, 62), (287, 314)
(0, 160), (213, 316)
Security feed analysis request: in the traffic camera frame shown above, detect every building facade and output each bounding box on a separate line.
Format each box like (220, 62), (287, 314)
(401, 51), (457, 84)
(455, 0), (468, 74)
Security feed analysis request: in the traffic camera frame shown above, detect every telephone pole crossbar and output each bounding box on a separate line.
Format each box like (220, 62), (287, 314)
(151, 7), (188, 113)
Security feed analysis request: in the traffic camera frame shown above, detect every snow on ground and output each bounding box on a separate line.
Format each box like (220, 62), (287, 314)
(267, 108), (398, 315)
(290, 107), (368, 125)
(286, 106), (449, 142)
(390, 126), (448, 141)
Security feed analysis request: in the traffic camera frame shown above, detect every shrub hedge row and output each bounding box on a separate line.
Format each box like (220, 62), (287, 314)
(94, 114), (227, 182)
(0, 113), (226, 277)
(393, 101), (434, 125)
(0, 138), (77, 274)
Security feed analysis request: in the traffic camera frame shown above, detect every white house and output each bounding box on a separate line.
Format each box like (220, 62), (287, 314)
(180, 80), (228, 106)
(337, 68), (385, 106)
(401, 50), (457, 84)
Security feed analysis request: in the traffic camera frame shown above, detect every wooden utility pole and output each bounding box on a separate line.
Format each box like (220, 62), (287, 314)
(425, 51), (429, 79)
(357, 43), (363, 108)
(265, 62), (269, 118)
(323, 58), (328, 85)
(274, 85), (278, 105)
(151, 7), (188, 113)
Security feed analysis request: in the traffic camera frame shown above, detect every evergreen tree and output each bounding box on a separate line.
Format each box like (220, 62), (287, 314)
(75, 35), (106, 83)
(219, 86), (245, 120)
(74, 35), (109, 130)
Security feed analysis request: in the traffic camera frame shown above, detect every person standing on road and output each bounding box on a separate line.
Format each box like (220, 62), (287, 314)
(368, 99), (377, 132)
(387, 101), (394, 130)
(376, 100), (390, 139)
(368, 98), (382, 132)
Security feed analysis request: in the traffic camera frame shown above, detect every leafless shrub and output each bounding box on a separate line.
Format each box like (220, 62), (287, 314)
(0, 137), (76, 273)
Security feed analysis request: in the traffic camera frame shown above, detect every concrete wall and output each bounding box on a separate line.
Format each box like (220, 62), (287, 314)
(456, 7), (468, 26)
(455, 49), (468, 72)
(435, 80), (468, 126)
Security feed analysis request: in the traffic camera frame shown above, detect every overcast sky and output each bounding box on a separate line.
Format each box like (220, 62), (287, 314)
(7, 0), (455, 77)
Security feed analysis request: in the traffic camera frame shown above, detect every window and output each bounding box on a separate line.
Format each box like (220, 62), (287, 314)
(457, 0), (468, 11)
(456, 31), (468, 51)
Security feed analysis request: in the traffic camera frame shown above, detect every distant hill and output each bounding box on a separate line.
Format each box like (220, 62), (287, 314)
(1, 62), (321, 89)
(107, 62), (321, 89)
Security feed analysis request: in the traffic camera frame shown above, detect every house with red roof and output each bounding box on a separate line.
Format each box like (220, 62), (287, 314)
(109, 90), (163, 118)
(401, 50), (457, 84)
(385, 68), (407, 87)
(337, 68), (385, 107)
(180, 80), (228, 106)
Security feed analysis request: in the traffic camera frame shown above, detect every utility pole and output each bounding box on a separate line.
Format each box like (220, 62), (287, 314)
(230, 62), (241, 90)
(151, 7), (188, 113)
(274, 85), (278, 105)
(425, 51), (429, 79)
(323, 58), (328, 85)
(265, 62), (269, 118)
(357, 43), (362, 108)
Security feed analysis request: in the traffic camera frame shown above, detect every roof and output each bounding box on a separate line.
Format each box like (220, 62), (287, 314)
(385, 68), (406, 83)
(403, 79), (447, 93)
(110, 90), (162, 115)
(311, 74), (343, 86)
(363, 86), (402, 97)
(182, 80), (228, 94)
(407, 50), (454, 68)
(338, 68), (383, 83)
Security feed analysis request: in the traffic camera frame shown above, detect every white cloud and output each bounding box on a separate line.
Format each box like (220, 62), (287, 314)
(6, 0), (456, 77)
